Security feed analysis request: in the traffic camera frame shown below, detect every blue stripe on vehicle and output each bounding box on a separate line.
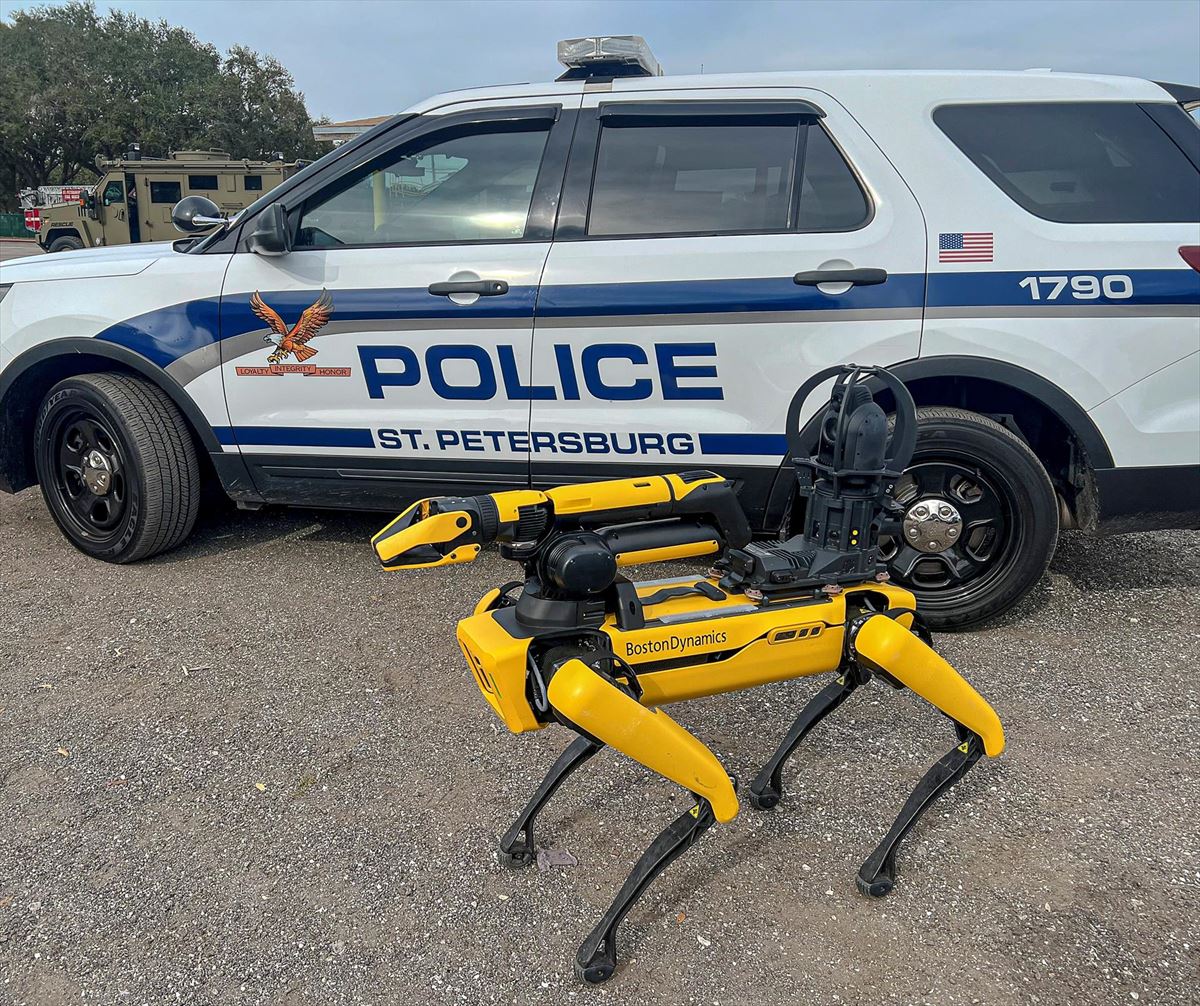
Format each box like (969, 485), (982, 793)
(927, 269), (1200, 307)
(536, 274), (926, 316)
(95, 297), (222, 370)
(212, 426), (792, 455)
(213, 426), (375, 448)
(93, 269), (1200, 370)
(697, 433), (789, 456)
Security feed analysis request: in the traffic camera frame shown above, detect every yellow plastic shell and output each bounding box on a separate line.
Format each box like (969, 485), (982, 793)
(614, 540), (720, 566)
(853, 614), (1006, 756)
(546, 658), (739, 822)
(546, 476), (673, 515)
(372, 508), (480, 568)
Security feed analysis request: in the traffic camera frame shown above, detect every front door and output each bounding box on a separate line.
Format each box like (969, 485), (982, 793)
(97, 176), (130, 245)
(528, 87), (926, 526)
(218, 101), (578, 506)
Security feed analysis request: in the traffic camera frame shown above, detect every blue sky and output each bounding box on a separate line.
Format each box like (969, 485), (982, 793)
(11, 0), (1200, 121)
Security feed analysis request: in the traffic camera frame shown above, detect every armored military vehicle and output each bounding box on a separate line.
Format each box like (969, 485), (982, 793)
(33, 149), (304, 252)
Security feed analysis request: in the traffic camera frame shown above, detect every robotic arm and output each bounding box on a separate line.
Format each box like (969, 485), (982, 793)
(373, 470), (752, 571)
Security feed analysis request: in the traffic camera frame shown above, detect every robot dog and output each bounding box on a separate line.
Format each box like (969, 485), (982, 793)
(372, 365), (1004, 983)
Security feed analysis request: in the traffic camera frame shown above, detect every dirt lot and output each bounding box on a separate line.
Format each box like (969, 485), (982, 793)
(1, 489), (1197, 1005)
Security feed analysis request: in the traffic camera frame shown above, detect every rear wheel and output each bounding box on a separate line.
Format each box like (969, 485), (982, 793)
(47, 234), (84, 253)
(879, 407), (1059, 629)
(33, 373), (200, 562)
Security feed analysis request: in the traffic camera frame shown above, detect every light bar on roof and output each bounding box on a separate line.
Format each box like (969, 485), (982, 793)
(556, 36), (663, 77)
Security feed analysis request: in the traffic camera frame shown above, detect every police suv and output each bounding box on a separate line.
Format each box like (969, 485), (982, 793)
(2, 37), (1198, 628)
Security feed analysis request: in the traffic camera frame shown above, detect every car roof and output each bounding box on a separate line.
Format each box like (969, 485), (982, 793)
(407, 69), (1175, 114)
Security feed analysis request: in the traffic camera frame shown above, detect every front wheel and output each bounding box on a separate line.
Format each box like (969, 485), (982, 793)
(47, 234), (84, 253)
(34, 373), (201, 562)
(879, 407), (1059, 630)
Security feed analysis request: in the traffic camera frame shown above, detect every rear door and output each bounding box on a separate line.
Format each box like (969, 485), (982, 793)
(528, 86), (926, 526)
(217, 99), (579, 506)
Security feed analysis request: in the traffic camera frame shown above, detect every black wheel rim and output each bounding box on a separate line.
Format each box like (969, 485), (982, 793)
(879, 454), (1021, 608)
(45, 406), (130, 543)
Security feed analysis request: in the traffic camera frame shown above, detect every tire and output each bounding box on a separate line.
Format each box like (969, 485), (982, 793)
(47, 235), (84, 253)
(880, 406), (1058, 630)
(33, 373), (201, 562)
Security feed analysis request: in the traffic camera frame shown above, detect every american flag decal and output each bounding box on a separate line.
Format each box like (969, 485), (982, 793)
(939, 232), (994, 263)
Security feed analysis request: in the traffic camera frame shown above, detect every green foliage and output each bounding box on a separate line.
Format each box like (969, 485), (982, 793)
(0, 1), (322, 208)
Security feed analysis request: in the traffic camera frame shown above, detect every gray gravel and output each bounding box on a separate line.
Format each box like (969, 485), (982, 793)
(1, 488), (1197, 1005)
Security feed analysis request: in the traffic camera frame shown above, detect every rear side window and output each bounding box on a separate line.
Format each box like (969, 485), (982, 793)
(149, 181), (182, 204)
(188, 175), (219, 190)
(935, 102), (1200, 223)
(588, 121), (797, 236)
(586, 119), (868, 237)
(796, 126), (870, 231)
(244, 174), (263, 191)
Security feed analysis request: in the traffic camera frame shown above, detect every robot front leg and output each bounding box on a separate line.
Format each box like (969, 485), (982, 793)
(849, 613), (1005, 897)
(545, 656), (739, 984)
(498, 734), (603, 868)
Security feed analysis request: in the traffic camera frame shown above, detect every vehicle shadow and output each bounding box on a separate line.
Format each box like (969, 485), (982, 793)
(147, 502), (389, 565)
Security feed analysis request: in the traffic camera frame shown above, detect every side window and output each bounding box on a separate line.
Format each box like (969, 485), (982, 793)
(188, 174), (219, 191)
(149, 181), (182, 204)
(296, 124), (551, 247)
(796, 125), (869, 231)
(587, 121), (798, 237)
(101, 180), (124, 205)
(244, 174), (263, 191)
(935, 102), (1200, 223)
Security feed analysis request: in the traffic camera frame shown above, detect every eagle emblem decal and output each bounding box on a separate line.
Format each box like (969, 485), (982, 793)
(250, 289), (334, 365)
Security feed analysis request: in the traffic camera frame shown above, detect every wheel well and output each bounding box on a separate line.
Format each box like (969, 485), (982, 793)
(877, 375), (1095, 527)
(0, 354), (214, 495)
(43, 227), (82, 248)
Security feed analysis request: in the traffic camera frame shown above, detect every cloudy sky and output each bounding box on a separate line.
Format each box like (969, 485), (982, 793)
(17, 0), (1200, 121)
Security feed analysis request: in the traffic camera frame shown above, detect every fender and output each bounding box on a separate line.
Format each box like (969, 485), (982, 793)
(763, 355), (1115, 529)
(0, 337), (252, 495)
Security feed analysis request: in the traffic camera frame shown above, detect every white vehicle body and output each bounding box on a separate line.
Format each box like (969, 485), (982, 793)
(2, 65), (1198, 624)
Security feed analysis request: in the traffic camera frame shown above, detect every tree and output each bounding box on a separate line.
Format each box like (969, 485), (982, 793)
(0, 2), (321, 208)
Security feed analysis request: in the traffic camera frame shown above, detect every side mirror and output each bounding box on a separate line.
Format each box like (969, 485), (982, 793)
(172, 195), (224, 233)
(246, 203), (292, 257)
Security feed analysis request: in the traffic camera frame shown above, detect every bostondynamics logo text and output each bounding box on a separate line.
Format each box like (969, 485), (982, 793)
(625, 630), (729, 658)
(236, 289), (350, 377)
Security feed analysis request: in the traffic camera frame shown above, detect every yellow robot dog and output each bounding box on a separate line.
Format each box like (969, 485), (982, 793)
(373, 365), (1004, 984)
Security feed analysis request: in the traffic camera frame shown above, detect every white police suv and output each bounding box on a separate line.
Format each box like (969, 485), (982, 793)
(2, 37), (1198, 627)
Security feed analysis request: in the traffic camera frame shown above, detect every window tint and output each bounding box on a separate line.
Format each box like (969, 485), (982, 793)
(188, 175), (219, 190)
(101, 180), (124, 205)
(935, 102), (1200, 223)
(796, 125), (869, 230)
(149, 181), (182, 204)
(297, 126), (550, 247)
(588, 122), (798, 236)
(244, 174), (263, 191)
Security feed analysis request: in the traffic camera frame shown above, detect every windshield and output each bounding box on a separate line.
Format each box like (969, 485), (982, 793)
(185, 114), (410, 254)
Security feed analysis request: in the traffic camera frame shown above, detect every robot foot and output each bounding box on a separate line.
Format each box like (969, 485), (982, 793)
(856, 726), (984, 897)
(575, 796), (717, 985)
(498, 735), (602, 869)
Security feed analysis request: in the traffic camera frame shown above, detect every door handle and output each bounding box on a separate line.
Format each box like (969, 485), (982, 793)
(428, 279), (509, 297)
(793, 268), (887, 286)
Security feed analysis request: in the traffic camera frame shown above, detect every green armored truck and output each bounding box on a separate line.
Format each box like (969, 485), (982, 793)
(33, 149), (305, 252)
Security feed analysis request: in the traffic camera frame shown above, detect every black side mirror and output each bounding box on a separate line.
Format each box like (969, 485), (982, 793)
(172, 195), (224, 233)
(246, 203), (292, 257)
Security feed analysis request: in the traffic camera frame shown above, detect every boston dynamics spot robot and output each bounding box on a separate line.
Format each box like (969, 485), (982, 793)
(373, 366), (1005, 984)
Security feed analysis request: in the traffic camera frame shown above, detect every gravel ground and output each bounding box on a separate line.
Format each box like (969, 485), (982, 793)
(1, 488), (1197, 1005)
